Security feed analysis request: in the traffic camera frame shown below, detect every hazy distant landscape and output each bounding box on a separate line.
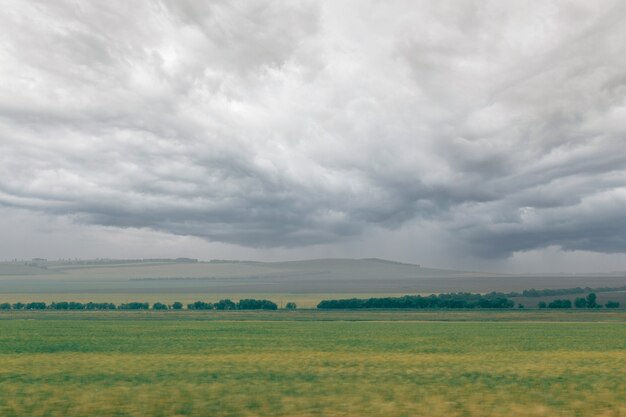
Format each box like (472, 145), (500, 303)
(1, 258), (625, 308)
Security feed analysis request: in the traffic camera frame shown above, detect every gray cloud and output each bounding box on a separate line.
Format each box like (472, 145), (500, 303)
(0, 0), (625, 258)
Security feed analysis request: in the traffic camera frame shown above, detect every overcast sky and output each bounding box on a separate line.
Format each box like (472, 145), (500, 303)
(1, 1), (625, 273)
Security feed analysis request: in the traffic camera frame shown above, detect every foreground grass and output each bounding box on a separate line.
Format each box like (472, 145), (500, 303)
(0, 313), (625, 416)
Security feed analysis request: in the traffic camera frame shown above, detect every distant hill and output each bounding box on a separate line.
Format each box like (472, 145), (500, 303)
(0, 258), (625, 297)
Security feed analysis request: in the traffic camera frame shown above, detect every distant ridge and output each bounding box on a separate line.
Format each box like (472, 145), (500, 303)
(1, 257), (624, 297)
(360, 258), (420, 267)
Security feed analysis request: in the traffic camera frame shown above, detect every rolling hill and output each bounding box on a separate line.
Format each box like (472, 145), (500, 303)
(1, 258), (625, 299)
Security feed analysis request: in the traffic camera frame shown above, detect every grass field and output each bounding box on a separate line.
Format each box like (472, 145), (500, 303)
(0, 311), (625, 417)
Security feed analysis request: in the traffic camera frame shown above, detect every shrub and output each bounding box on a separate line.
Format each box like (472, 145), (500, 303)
(605, 301), (620, 308)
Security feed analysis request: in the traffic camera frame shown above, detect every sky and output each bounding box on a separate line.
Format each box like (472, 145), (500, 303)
(1, 0), (625, 273)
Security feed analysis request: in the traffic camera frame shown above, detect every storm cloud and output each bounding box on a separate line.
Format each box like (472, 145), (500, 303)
(1, 0), (625, 259)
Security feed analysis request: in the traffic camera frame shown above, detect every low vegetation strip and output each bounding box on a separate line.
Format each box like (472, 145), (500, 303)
(0, 290), (622, 312)
(502, 285), (626, 297)
(318, 293), (515, 309)
(317, 292), (621, 309)
(0, 298), (281, 311)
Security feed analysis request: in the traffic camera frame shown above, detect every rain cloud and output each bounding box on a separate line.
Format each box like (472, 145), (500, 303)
(1, 0), (625, 259)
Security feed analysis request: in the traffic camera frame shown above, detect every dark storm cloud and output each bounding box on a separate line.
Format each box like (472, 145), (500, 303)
(0, 0), (625, 256)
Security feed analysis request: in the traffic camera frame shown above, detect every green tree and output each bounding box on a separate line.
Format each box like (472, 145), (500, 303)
(538, 301), (547, 309)
(214, 299), (237, 310)
(548, 299), (572, 309)
(187, 301), (213, 310)
(285, 302), (297, 310)
(574, 298), (587, 308)
(605, 301), (620, 308)
(586, 293), (597, 308)
(172, 302), (183, 310)
(237, 299), (278, 310)
(119, 302), (149, 310)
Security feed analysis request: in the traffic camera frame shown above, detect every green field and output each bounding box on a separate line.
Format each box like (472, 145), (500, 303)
(1, 311), (625, 417)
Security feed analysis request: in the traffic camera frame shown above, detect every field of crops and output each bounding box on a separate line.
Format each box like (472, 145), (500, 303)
(1, 311), (625, 417)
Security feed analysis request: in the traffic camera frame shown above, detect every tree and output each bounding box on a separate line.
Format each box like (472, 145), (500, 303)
(85, 302), (116, 310)
(187, 301), (213, 310)
(285, 302), (297, 310)
(214, 299), (237, 310)
(574, 298), (587, 308)
(548, 299), (572, 309)
(237, 299), (278, 310)
(0, 303), (11, 310)
(605, 301), (620, 308)
(538, 301), (547, 309)
(152, 302), (169, 310)
(172, 302), (183, 310)
(586, 293), (597, 308)
(119, 302), (149, 310)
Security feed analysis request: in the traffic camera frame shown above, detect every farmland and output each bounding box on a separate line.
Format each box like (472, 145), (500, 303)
(1, 310), (625, 417)
(1, 258), (625, 416)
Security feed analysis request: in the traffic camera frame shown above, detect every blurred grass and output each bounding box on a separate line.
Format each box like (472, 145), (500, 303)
(0, 314), (625, 416)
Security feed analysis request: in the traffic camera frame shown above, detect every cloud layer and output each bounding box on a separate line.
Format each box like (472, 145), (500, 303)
(1, 0), (625, 258)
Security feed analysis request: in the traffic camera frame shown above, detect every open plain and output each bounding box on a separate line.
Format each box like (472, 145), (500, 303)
(1, 310), (625, 417)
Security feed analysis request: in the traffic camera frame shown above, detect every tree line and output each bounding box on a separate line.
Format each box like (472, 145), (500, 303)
(537, 293), (620, 309)
(317, 293), (516, 309)
(0, 291), (621, 312)
(503, 285), (626, 298)
(317, 292), (622, 309)
(0, 298), (288, 311)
